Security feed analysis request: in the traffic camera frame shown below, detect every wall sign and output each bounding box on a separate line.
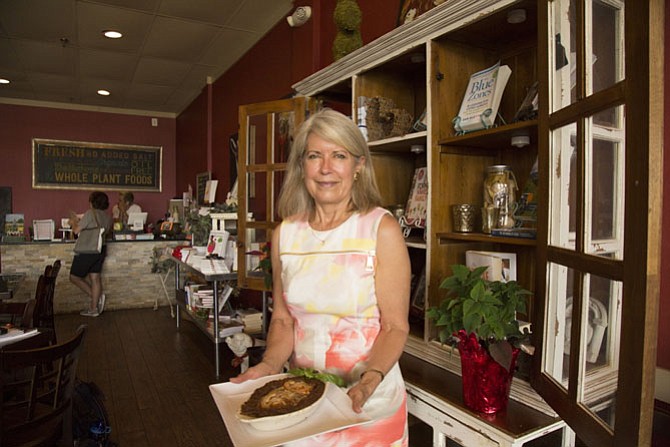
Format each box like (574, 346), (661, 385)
(32, 139), (162, 191)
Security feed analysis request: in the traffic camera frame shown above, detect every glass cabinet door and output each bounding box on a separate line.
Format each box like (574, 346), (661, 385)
(237, 97), (314, 290)
(533, 1), (663, 445)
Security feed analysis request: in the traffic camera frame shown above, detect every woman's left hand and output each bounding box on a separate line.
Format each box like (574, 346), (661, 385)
(347, 372), (383, 413)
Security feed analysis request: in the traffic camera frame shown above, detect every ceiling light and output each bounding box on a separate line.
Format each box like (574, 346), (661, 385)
(103, 30), (123, 39)
(97, 89), (111, 96)
(507, 9), (526, 24)
(0, 78), (9, 84)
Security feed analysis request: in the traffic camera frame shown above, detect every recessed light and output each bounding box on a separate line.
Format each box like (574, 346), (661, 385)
(103, 30), (123, 39)
(97, 89), (111, 96)
(0, 78), (9, 84)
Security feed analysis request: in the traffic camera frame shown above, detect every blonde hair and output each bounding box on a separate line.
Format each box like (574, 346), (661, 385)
(277, 109), (382, 219)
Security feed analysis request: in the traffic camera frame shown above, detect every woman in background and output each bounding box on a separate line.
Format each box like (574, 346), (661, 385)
(231, 109), (411, 446)
(69, 191), (113, 317)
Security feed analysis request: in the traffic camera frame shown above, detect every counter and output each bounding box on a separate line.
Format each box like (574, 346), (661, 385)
(1, 239), (186, 313)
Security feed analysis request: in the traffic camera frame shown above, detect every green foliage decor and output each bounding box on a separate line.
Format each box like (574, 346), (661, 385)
(427, 264), (531, 369)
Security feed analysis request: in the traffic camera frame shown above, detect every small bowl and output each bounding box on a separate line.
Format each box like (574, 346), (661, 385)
(236, 383), (328, 431)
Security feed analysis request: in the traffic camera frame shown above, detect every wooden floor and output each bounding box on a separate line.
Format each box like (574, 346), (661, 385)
(56, 307), (238, 447)
(55, 308), (670, 447)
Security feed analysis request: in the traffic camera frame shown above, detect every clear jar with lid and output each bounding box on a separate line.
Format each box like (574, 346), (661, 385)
(483, 165), (518, 209)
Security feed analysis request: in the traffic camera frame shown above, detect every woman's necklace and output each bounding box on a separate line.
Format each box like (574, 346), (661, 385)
(309, 226), (333, 245)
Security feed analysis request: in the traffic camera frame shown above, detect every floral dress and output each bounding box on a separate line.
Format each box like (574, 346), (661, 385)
(279, 207), (408, 447)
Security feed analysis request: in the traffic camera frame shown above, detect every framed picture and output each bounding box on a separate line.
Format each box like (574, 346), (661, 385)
(32, 139), (162, 191)
(160, 221), (174, 232)
(196, 172), (211, 205)
(411, 267), (426, 312)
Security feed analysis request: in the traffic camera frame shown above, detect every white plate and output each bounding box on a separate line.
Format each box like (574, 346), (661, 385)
(236, 377), (327, 431)
(210, 374), (372, 447)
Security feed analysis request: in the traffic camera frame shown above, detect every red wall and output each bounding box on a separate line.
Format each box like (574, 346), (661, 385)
(0, 104), (176, 227)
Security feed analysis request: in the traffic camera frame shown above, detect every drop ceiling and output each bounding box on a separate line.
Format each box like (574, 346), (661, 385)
(0, 0), (294, 116)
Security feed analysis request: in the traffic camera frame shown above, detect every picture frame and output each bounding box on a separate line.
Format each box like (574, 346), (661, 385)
(196, 172), (211, 205)
(410, 267), (426, 312)
(32, 139), (162, 191)
(160, 221), (174, 232)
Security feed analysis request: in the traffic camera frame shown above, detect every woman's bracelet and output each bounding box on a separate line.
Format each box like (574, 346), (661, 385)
(360, 368), (385, 382)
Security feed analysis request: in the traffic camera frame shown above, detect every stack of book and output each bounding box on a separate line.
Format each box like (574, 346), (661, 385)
(206, 315), (244, 338)
(236, 308), (263, 335)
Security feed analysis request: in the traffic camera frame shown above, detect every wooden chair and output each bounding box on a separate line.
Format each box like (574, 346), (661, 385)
(0, 299), (36, 329)
(33, 261), (60, 342)
(0, 325), (87, 447)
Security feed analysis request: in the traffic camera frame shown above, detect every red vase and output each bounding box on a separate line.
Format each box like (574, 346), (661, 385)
(457, 330), (519, 414)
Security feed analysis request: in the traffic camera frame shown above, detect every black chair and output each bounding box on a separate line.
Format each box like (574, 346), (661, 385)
(33, 261), (60, 342)
(0, 325), (87, 446)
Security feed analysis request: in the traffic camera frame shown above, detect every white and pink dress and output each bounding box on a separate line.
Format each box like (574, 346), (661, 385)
(279, 207), (408, 446)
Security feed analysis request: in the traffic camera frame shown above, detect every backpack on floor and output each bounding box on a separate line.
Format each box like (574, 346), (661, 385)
(72, 379), (115, 446)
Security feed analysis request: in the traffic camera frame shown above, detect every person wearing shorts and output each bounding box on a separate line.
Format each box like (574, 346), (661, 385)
(69, 191), (113, 317)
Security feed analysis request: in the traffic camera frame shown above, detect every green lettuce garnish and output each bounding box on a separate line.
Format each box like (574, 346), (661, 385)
(288, 367), (346, 388)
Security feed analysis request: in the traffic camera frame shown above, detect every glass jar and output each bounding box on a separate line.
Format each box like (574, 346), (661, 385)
(484, 165), (518, 209)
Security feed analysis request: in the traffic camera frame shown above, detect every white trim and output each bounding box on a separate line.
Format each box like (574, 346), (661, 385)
(0, 97), (176, 118)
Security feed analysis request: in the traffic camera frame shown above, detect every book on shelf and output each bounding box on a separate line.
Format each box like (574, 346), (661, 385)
(490, 227), (537, 240)
(404, 167), (428, 227)
(466, 250), (517, 282)
(206, 318), (244, 337)
(513, 157), (539, 228)
(452, 61), (512, 134)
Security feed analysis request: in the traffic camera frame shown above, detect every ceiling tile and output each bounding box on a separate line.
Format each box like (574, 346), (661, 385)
(158, 0), (240, 26)
(133, 57), (190, 86)
(85, 0), (160, 13)
(125, 82), (173, 104)
(79, 49), (137, 80)
(13, 40), (76, 76)
(27, 72), (78, 95)
(142, 17), (218, 62)
(229, 0), (293, 32)
(199, 28), (258, 67)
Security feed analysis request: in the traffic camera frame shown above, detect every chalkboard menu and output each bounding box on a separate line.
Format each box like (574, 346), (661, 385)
(32, 139), (162, 191)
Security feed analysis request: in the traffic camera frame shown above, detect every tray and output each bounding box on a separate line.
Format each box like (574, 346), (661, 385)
(209, 374), (372, 447)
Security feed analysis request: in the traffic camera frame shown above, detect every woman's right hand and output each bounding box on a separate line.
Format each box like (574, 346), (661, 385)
(229, 361), (277, 384)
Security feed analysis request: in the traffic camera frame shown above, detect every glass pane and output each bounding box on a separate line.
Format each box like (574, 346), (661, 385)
(543, 262), (574, 390)
(550, 0), (576, 112)
(589, 0), (624, 95)
(586, 106), (625, 258)
(247, 114), (268, 165)
(580, 274), (622, 430)
(549, 122), (577, 249)
(274, 111), (296, 164)
(247, 171), (267, 221)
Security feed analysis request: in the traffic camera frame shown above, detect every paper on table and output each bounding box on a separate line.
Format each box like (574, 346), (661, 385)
(209, 374), (372, 447)
(0, 328), (39, 347)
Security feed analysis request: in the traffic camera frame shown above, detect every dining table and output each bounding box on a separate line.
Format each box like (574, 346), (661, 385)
(0, 273), (26, 301)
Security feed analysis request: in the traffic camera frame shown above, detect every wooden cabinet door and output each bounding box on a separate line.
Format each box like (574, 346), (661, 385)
(236, 97), (315, 290)
(532, 1), (664, 445)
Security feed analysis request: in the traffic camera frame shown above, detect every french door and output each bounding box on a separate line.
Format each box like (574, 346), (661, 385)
(532, 0), (664, 445)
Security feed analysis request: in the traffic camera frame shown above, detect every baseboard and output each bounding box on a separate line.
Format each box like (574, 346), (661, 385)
(656, 367), (670, 404)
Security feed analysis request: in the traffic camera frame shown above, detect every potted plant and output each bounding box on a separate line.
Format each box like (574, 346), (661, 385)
(427, 264), (531, 414)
